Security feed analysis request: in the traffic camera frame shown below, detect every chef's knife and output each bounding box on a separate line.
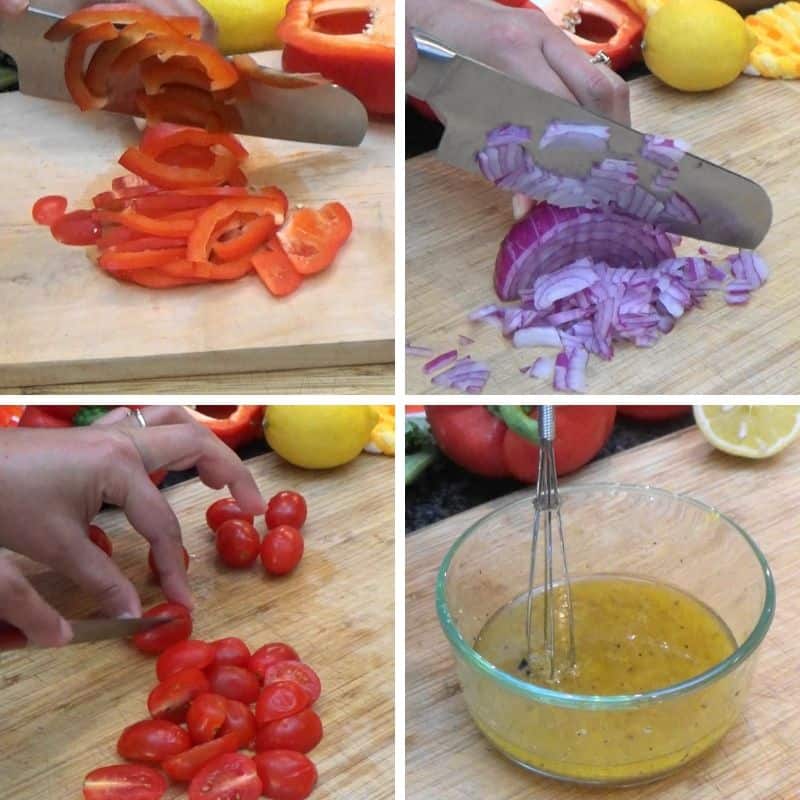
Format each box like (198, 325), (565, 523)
(407, 30), (772, 248)
(0, 616), (172, 650)
(0, 6), (369, 146)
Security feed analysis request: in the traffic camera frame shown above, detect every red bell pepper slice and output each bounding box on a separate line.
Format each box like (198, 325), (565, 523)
(159, 256), (253, 281)
(212, 213), (277, 261)
(141, 125), (248, 162)
(118, 146), (238, 189)
(132, 186), (249, 215)
(96, 208), (196, 237)
(50, 210), (102, 246)
(277, 0), (394, 115)
(135, 90), (241, 133)
(185, 406), (264, 449)
(32, 195), (68, 225)
(99, 246), (188, 271)
(252, 239), (304, 297)
(64, 22), (119, 111)
(276, 201), (352, 274)
(140, 55), (212, 94)
(111, 36), (238, 91)
(114, 268), (207, 288)
(45, 4), (201, 41)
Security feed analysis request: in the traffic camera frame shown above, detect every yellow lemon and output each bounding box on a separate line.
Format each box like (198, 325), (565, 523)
(643, 0), (756, 91)
(264, 406), (379, 469)
(198, 0), (289, 54)
(694, 405), (800, 458)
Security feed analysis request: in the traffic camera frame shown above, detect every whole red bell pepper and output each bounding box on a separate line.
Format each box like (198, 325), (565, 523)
(19, 407), (74, 428)
(186, 406), (264, 450)
(424, 405), (616, 483)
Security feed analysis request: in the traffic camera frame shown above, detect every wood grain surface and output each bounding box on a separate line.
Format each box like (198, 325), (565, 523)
(406, 425), (800, 799)
(0, 53), (394, 391)
(0, 450), (394, 799)
(406, 76), (800, 394)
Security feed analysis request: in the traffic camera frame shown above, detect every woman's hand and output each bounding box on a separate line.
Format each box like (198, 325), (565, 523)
(0, 406), (264, 647)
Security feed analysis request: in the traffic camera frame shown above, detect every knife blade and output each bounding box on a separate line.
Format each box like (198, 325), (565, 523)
(0, 616), (173, 650)
(0, 6), (369, 147)
(407, 30), (772, 249)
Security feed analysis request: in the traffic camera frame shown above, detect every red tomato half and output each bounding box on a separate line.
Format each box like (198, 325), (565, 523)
(255, 709), (323, 754)
(254, 750), (317, 800)
(187, 692), (229, 744)
(117, 719), (191, 763)
(255, 681), (310, 726)
(211, 637), (251, 668)
(206, 497), (254, 532)
(263, 661), (321, 704)
(265, 491), (307, 529)
(148, 545), (190, 583)
(221, 699), (257, 749)
(188, 753), (262, 800)
(83, 764), (167, 800)
(260, 525), (304, 576)
(32, 194), (68, 226)
(133, 603), (192, 655)
(207, 664), (260, 704)
(88, 524), (113, 557)
(163, 732), (240, 782)
(148, 667), (210, 723)
(156, 640), (215, 681)
(216, 519), (261, 568)
(248, 643), (299, 681)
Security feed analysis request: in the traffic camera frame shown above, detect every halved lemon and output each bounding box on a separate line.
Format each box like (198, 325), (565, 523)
(694, 405), (800, 459)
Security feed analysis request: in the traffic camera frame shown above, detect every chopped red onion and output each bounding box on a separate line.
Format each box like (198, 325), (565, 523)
(640, 135), (689, 168)
(652, 164), (679, 192)
(406, 341), (434, 358)
(522, 356), (555, 379)
(430, 356), (490, 393)
(539, 121), (610, 152)
(458, 334), (474, 346)
(660, 193), (701, 226)
(423, 349), (458, 375)
(512, 326), (562, 348)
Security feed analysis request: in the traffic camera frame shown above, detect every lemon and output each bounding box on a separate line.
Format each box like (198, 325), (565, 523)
(643, 0), (756, 91)
(694, 405), (800, 458)
(265, 406), (379, 469)
(198, 0), (289, 54)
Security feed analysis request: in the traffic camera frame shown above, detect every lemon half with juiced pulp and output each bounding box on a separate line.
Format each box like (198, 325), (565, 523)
(694, 405), (800, 458)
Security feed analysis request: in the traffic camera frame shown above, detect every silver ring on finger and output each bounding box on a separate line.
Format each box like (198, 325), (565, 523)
(590, 50), (611, 66)
(132, 408), (147, 428)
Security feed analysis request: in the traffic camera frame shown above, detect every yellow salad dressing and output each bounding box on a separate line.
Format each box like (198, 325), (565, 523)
(461, 575), (744, 784)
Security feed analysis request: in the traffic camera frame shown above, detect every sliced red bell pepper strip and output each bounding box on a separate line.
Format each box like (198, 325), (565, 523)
(99, 246), (187, 271)
(112, 36), (239, 91)
(46, 5), (200, 41)
(187, 196), (286, 262)
(93, 191), (127, 211)
(212, 213), (277, 261)
(108, 235), (188, 252)
(140, 55), (212, 94)
(135, 91), (236, 133)
(96, 208), (196, 237)
(114, 268), (207, 288)
(185, 405), (264, 449)
(50, 210), (102, 246)
(159, 257), (253, 281)
(277, 0), (394, 115)
(64, 22), (119, 111)
(32, 195), (68, 225)
(96, 226), (145, 248)
(252, 239), (303, 297)
(276, 201), (352, 274)
(118, 147), (238, 189)
(227, 167), (248, 187)
(141, 125), (248, 161)
(132, 186), (249, 215)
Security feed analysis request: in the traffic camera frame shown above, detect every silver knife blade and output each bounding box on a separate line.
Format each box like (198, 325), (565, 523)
(408, 31), (772, 249)
(68, 616), (172, 644)
(0, 6), (369, 147)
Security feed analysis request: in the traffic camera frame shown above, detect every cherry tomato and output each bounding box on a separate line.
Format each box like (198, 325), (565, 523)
(187, 692), (228, 744)
(216, 519), (261, 568)
(188, 753), (262, 800)
(157, 640), (215, 681)
(206, 664), (260, 704)
(83, 764), (167, 800)
(221, 699), (257, 749)
(51, 209), (101, 245)
(88, 524), (112, 557)
(254, 751), (317, 800)
(211, 637), (251, 668)
(248, 643), (299, 682)
(260, 525), (304, 576)
(255, 709), (323, 754)
(263, 662), (321, 704)
(162, 732), (240, 782)
(148, 545), (190, 583)
(265, 491), (307, 530)
(133, 603), (192, 655)
(255, 681), (310, 726)
(32, 194), (68, 226)
(206, 497), (254, 532)
(117, 719), (191, 763)
(148, 667), (210, 723)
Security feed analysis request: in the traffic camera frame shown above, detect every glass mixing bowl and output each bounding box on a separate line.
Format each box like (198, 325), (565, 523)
(436, 484), (775, 786)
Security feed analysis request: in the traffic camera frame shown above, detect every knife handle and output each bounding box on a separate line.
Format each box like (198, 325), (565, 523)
(407, 29), (456, 101)
(0, 621), (29, 651)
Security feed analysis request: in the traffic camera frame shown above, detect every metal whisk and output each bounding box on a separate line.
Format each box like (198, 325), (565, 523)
(524, 405), (576, 682)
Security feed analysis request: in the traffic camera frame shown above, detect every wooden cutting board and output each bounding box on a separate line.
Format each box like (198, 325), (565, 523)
(0, 450), (393, 799)
(406, 426), (800, 799)
(406, 76), (800, 394)
(0, 64), (393, 388)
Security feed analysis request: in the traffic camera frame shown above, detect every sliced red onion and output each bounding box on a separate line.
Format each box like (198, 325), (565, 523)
(660, 193), (701, 226)
(405, 341), (434, 358)
(522, 356), (556, 379)
(431, 357), (490, 393)
(458, 334), (474, 346)
(486, 124), (531, 147)
(423, 349), (458, 375)
(512, 326), (562, 348)
(640, 135), (689, 168)
(652, 164), (679, 192)
(539, 121), (610, 152)
(532, 258), (598, 307)
(726, 250), (769, 287)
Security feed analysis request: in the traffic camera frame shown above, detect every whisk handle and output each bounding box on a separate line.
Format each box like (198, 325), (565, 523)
(539, 406), (555, 442)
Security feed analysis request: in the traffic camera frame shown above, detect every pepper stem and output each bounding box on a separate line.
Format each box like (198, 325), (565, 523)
(488, 406), (540, 444)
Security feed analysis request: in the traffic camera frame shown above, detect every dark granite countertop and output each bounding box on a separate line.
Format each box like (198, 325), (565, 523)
(406, 410), (694, 533)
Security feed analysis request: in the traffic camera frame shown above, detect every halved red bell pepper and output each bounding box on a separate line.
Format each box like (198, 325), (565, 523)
(45, 4), (201, 41)
(64, 22), (119, 110)
(119, 147), (239, 189)
(185, 406), (264, 449)
(278, 0), (394, 115)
